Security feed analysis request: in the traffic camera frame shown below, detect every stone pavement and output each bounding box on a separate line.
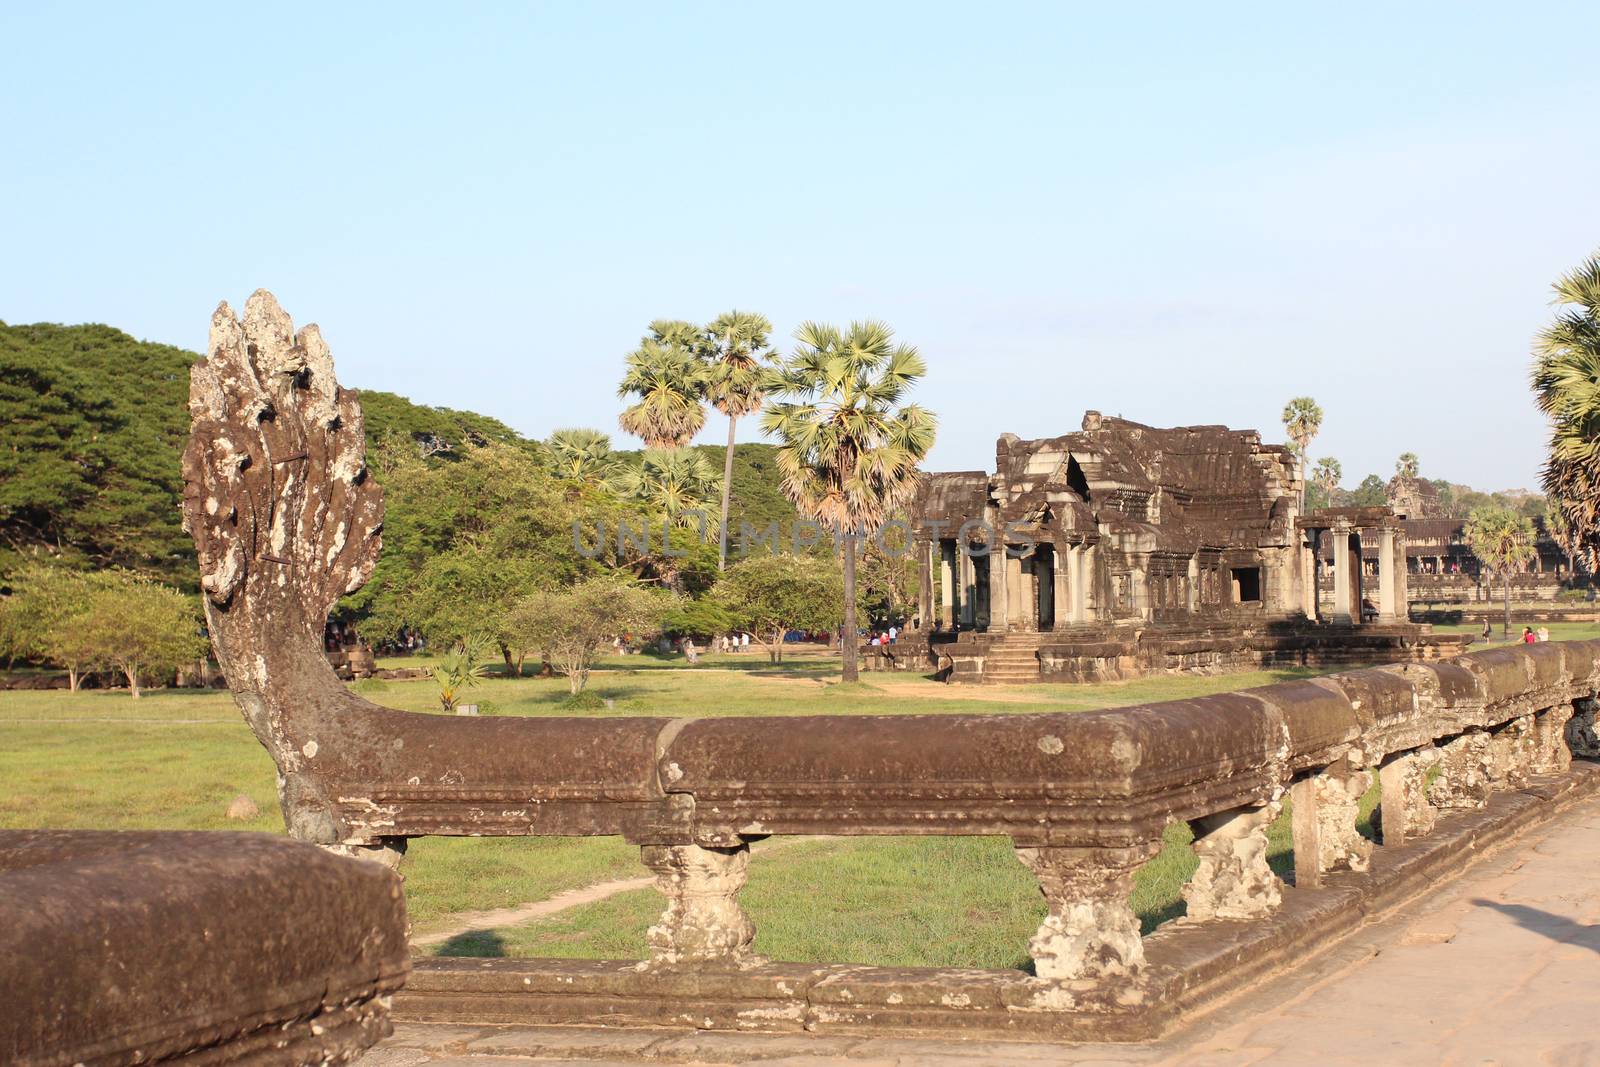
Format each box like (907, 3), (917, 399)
(367, 795), (1600, 1066)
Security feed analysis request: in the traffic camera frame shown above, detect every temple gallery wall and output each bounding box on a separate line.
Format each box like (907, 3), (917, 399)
(911, 412), (1463, 683)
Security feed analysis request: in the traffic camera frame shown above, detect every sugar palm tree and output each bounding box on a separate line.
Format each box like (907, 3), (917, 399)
(761, 320), (937, 682)
(1464, 505), (1536, 638)
(1395, 452), (1420, 481)
(611, 448), (723, 528)
(704, 310), (776, 569)
(1532, 251), (1600, 569)
(1282, 397), (1322, 509)
(545, 428), (617, 485)
(617, 322), (709, 449)
(1312, 456), (1342, 508)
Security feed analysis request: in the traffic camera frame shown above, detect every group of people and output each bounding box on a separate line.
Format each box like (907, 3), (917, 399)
(1522, 625), (1552, 644)
(868, 624), (899, 647)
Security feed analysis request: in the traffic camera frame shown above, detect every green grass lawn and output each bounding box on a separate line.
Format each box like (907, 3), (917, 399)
(0, 657), (1387, 964)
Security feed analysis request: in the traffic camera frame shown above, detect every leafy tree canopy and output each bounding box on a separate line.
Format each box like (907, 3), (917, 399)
(0, 322), (195, 583)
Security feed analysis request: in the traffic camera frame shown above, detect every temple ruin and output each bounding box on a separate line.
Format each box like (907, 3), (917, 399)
(913, 413), (1461, 682)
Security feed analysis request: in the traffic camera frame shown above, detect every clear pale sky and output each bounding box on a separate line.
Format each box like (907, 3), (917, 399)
(3, 3), (1596, 491)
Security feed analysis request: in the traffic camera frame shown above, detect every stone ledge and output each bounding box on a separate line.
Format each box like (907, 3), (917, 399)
(396, 761), (1598, 1043)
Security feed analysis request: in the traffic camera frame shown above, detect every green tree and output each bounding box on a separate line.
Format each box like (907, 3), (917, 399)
(1281, 396), (1323, 509)
(0, 323), (196, 582)
(545, 428), (618, 486)
(704, 311), (776, 571)
(617, 322), (708, 449)
(505, 577), (669, 694)
(761, 321), (937, 682)
(1532, 250), (1600, 568)
(1395, 452), (1420, 480)
(1348, 474), (1388, 507)
(345, 441), (585, 670)
(76, 574), (209, 698)
(714, 553), (846, 662)
(1309, 457), (1343, 511)
(1464, 506), (1536, 637)
(0, 563), (110, 688)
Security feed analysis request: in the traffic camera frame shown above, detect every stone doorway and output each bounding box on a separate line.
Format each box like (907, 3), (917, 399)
(1036, 545), (1056, 631)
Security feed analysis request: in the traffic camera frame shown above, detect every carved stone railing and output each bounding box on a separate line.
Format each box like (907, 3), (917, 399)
(185, 294), (1600, 1037)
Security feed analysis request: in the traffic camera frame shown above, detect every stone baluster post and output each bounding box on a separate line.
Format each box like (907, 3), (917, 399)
(1377, 747), (1437, 847)
(642, 842), (757, 968)
(1567, 696), (1600, 759)
(1015, 843), (1158, 980)
(1430, 731), (1493, 810)
(1531, 703), (1576, 774)
(1183, 802), (1283, 921)
(1486, 715), (1539, 789)
(1290, 755), (1373, 888)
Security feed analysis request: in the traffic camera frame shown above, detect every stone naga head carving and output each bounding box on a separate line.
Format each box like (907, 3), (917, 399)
(181, 291), (387, 842)
(182, 290), (383, 622)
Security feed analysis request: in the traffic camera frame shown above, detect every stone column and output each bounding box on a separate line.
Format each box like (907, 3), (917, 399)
(1183, 803), (1283, 921)
(642, 842), (756, 967)
(1302, 529), (1319, 620)
(917, 539), (933, 632)
(1015, 843), (1157, 980)
(1378, 527), (1397, 620)
(938, 541), (954, 629)
(1290, 758), (1373, 887)
(1378, 748), (1436, 846)
(1053, 549), (1070, 631)
(1018, 553), (1037, 632)
(959, 545), (976, 629)
(992, 542), (1010, 633)
(1188, 555), (1201, 614)
(1331, 526), (1353, 624)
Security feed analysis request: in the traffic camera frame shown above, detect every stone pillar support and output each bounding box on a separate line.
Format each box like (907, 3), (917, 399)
(1527, 704), (1576, 774)
(1183, 802), (1283, 921)
(1567, 697), (1600, 760)
(1014, 843), (1155, 980)
(1378, 527), (1397, 620)
(959, 545), (976, 629)
(1378, 748), (1436, 847)
(1330, 525), (1353, 625)
(1431, 732), (1493, 810)
(1290, 758), (1373, 888)
(938, 541), (954, 629)
(1053, 549), (1071, 632)
(1486, 715), (1539, 789)
(916, 539), (933, 632)
(993, 543), (1011, 633)
(642, 842), (756, 968)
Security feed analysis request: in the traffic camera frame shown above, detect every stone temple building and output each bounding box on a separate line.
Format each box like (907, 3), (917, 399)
(912, 413), (1456, 683)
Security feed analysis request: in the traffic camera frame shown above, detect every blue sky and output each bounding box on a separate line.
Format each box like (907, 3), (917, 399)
(3, 3), (1597, 491)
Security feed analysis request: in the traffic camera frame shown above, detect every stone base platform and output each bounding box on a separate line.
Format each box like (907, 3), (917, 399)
(937, 621), (1471, 684)
(393, 762), (1598, 1044)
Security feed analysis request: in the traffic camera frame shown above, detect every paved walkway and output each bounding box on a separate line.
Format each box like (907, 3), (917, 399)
(368, 796), (1600, 1066)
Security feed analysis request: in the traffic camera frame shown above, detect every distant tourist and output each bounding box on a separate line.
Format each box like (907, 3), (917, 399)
(1523, 627), (1537, 645)
(887, 624), (898, 644)
(1538, 626), (1551, 643)
(683, 637), (699, 664)
(1482, 619), (1493, 641)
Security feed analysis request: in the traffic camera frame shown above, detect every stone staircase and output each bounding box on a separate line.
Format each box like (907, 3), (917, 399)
(976, 631), (1050, 683)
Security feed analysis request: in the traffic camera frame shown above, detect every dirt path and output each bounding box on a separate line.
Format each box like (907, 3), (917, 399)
(411, 837), (814, 950)
(410, 873), (656, 948)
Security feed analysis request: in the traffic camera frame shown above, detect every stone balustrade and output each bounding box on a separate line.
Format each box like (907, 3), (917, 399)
(316, 641), (1597, 984)
(181, 293), (1600, 1037)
